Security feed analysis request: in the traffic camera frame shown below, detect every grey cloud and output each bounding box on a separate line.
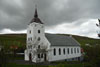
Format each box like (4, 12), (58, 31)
(0, 0), (100, 31)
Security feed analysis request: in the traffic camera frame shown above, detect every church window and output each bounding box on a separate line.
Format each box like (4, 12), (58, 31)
(38, 54), (40, 58)
(77, 48), (79, 53)
(71, 48), (73, 54)
(67, 48), (69, 54)
(38, 30), (40, 33)
(74, 48), (76, 53)
(59, 48), (61, 55)
(54, 48), (56, 56)
(38, 37), (40, 41)
(30, 45), (32, 49)
(38, 45), (40, 49)
(29, 30), (31, 34)
(31, 37), (32, 41)
(63, 48), (65, 55)
(41, 54), (43, 58)
(28, 38), (30, 41)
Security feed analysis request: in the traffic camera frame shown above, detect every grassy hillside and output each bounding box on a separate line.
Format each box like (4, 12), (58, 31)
(0, 34), (26, 50)
(58, 34), (100, 46)
(0, 33), (100, 49)
(73, 35), (100, 46)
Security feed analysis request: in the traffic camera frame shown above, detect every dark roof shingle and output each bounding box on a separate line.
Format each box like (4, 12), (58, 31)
(45, 33), (80, 46)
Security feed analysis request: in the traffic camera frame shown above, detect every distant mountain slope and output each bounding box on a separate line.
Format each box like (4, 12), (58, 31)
(0, 33), (100, 49)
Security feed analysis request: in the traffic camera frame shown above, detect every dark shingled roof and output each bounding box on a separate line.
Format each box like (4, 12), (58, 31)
(30, 7), (43, 24)
(45, 33), (80, 46)
(30, 17), (43, 24)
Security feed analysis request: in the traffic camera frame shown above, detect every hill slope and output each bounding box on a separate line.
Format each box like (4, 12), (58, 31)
(58, 34), (100, 47)
(0, 33), (100, 49)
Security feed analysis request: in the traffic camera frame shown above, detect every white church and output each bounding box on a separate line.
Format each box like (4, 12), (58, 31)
(24, 7), (81, 63)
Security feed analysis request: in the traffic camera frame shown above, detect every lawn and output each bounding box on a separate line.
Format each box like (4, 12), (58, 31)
(2, 63), (84, 67)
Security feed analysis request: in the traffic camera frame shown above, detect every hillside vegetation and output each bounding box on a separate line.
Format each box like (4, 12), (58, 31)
(0, 33), (100, 49)
(0, 34), (26, 49)
(73, 35), (100, 46)
(58, 34), (100, 46)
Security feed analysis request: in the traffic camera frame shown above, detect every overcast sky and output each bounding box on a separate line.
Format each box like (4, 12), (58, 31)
(0, 0), (100, 38)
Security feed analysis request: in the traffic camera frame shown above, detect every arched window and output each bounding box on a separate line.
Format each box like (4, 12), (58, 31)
(38, 37), (40, 41)
(38, 45), (40, 49)
(67, 48), (69, 54)
(77, 48), (79, 53)
(38, 30), (40, 33)
(63, 48), (65, 55)
(38, 54), (40, 58)
(71, 48), (73, 54)
(41, 54), (43, 58)
(31, 37), (32, 41)
(54, 48), (56, 56)
(59, 48), (61, 55)
(74, 48), (76, 53)
(29, 30), (31, 34)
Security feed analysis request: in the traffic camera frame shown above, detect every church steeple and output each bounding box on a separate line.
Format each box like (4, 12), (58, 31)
(34, 6), (38, 18)
(30, 6), (43, 24)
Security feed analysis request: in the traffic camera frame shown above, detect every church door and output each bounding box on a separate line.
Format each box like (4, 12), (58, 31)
(44, 53), (47, 62)
(29, 53), (32, 62)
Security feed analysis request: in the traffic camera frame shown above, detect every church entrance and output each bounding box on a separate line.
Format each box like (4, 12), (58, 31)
(29, 53), (32, 62)
(44, 53), (47, 62)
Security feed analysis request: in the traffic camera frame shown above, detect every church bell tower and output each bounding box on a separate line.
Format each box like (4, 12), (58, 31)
(25, 6), (50, 63)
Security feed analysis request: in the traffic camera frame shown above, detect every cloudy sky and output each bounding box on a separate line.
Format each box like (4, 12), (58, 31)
(0, 0), (100, 38)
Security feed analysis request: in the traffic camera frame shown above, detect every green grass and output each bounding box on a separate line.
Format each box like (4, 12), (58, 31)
(2, 62), (84, 67)
(0, 34), (26, 50)
(0, 33), (100, 48)
(2, 63), (32, 67)
(73, 35), (100, 46)
(58, 34), (100, 47)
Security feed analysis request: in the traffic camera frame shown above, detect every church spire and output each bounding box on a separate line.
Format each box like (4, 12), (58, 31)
(34, 5), (38, 18)
(30, 5), (43, 24)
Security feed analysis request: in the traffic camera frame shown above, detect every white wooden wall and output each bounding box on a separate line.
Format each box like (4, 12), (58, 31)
(48, 46), (81, 61)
